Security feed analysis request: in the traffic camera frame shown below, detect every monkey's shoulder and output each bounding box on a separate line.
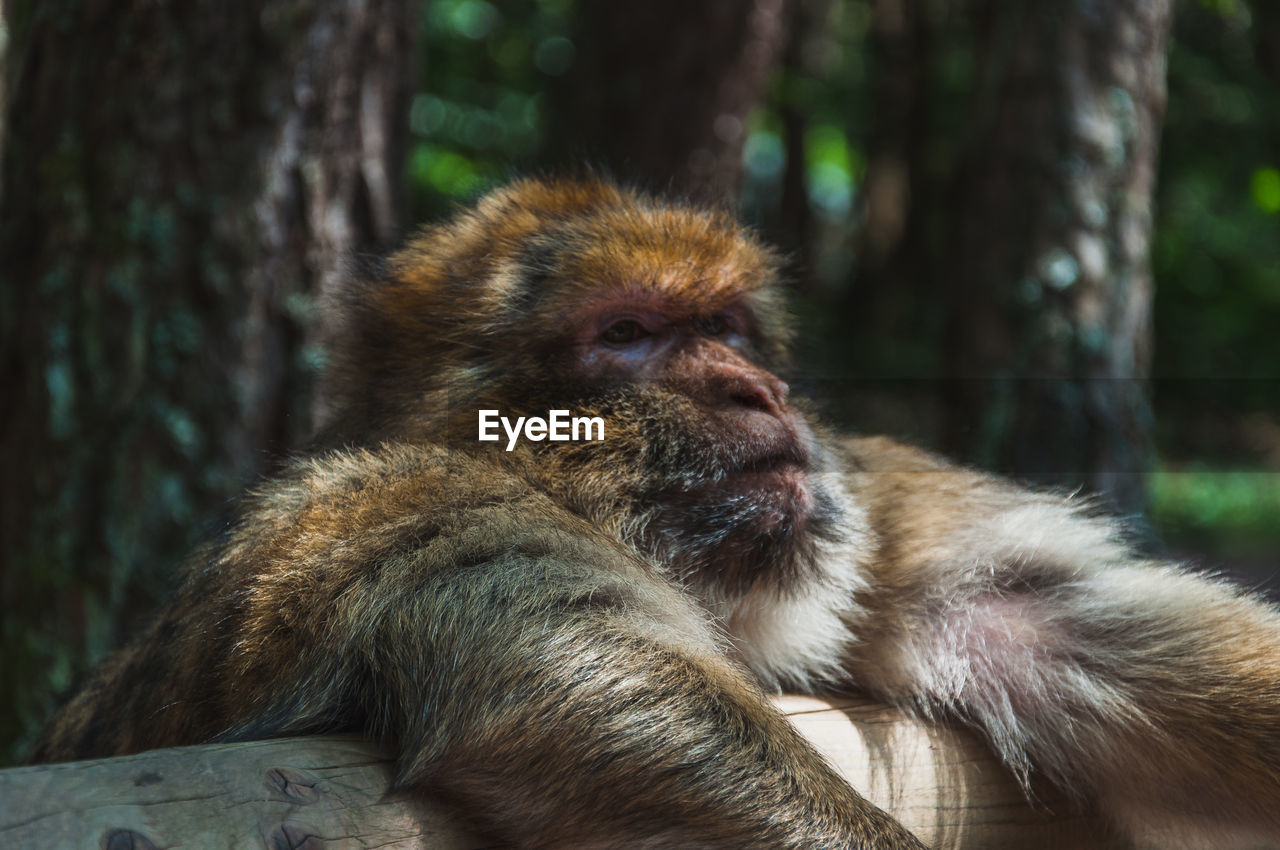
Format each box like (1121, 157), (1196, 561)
(247, 442), (540, 518)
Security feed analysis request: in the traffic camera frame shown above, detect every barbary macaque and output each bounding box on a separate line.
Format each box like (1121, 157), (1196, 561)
(31, 177), (1280, 849)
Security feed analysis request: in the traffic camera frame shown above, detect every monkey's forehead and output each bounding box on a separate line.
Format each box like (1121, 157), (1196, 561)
(397, 180), (780, 310)
(326, 178), (795, 401)
(532, 228), (777, 319)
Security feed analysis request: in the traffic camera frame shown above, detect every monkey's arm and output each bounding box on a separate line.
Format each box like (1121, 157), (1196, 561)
(35, 445), (924, 850)
(839, 436), (1280, 848)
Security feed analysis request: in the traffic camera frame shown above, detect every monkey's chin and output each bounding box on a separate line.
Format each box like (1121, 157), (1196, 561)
(736, 464), (815, 531)
(693, 462), (815, 535)
(646, 463), (826, 595)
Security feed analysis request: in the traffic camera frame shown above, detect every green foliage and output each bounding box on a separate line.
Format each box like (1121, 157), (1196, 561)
(743, 2), (874, 233)
(409, 0), (577, 219)
(1151, 466), (1280, 550)
(1152, 0), (1280, 415)
(805, 125), (859, 220)
(1251, 167), (1280, 214)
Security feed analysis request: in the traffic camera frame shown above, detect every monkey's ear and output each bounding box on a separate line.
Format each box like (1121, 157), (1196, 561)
(309, 256), (420, 446)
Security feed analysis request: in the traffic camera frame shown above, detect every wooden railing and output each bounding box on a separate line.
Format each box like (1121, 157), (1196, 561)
(0, 696), (1130, 849)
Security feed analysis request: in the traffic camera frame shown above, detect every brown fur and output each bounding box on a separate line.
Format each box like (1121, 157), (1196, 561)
(31, 177), (1280, 849)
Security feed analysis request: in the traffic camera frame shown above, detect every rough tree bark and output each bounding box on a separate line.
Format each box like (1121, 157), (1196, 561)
(0, 0), (414, 762)
(551, 0), (793, 203)
(942, 0), (1172, 523)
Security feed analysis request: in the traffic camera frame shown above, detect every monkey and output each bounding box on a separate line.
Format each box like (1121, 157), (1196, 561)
(28, 175), (1280, 849)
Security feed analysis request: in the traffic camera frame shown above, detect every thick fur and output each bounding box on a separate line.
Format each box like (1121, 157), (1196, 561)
(32, 177), (1280, 849)
(839, 436), (1280, 848)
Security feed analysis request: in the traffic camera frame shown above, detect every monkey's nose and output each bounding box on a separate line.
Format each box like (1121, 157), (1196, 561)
(726, 370), (789, 416)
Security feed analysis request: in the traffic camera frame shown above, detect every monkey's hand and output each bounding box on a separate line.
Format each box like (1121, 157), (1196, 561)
(842, 436), (1280, 850)
(380, 543), (925, 848)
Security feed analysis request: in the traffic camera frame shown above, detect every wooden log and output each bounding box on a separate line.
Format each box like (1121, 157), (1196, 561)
(783, 696), (1128, 848)
(0, 695), (1128, 849)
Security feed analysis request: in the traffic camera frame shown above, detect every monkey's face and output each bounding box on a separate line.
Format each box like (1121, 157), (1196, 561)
(513, 295), (842, 596)
(492, 196), (836, 593)
(564, 297), (817, 523)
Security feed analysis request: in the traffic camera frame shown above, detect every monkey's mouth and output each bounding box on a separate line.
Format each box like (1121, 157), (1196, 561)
(646, 444), (818, 556)
(725, 432), (811, 478)
(701, 448), (816, 519)
(736, 451), (804, 476)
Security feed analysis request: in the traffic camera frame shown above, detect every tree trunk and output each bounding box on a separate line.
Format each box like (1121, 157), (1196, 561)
(550, 0), (793, 203)
(855, 0), (931, 317)
(0, 0), (414, 763)
(941, 0), (1172, 524)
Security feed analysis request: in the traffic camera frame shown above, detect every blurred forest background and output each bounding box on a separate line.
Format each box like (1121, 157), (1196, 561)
(1, 0), (1277, 764)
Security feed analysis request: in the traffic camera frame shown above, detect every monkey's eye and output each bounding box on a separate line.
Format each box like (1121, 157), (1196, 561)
(695, 314), (728, 336)
(601, 320), (648, 345)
